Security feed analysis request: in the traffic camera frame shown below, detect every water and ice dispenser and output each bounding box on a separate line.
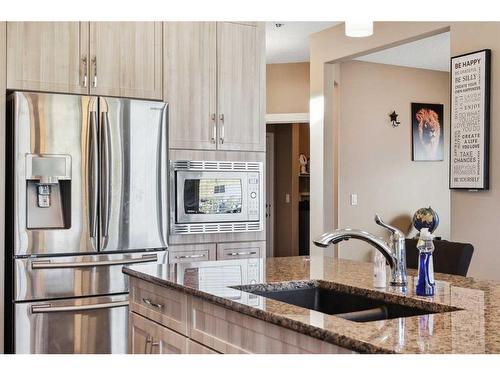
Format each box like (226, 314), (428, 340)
(25, 154), (72, 229)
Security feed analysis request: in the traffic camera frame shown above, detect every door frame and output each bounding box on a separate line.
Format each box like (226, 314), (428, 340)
(266, 113), (309, 124)
(265, 132), (275, 257)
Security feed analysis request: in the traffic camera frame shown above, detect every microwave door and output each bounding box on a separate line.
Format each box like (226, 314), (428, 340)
(10, 92), (98, 256)
(98, 97), (168, 252)
(176, 171), (249, 223)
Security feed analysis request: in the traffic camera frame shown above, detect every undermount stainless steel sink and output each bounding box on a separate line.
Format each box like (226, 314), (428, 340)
(237, 281), (458, 323)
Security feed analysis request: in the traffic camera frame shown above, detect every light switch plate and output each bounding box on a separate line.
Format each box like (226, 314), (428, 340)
(285, 193), (290, 203)
(350, 193), (358, 206)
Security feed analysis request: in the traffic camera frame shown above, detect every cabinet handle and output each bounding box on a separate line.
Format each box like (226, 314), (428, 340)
(142, 298), (163, 309)
(81, 55), (88, 87)
(150, 341), (160, 354)
(145, 336), (159, 354)
(227, 251), (257, 257)
(219, 114), (225, 144)
(211, 113), (216, 143)
(91, 56), (97, 88)
(144, 336), (152, 353)
(175, 254), (206, 259)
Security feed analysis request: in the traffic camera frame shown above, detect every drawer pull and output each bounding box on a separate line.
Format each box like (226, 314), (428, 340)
(31, 254), (158, 269)
(142, 298), (163, 309)
(227, 251), (257, 257)
(175, 254), (206, 259)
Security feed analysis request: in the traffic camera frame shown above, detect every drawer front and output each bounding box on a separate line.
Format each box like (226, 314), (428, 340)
(129, 278), (188, 335)
(187, 339), (219, 354)
(129, 312), (187, 354)
(216, 241), (264, 260)
(169, 243), (216, 264)
(15, 251), (166, 301)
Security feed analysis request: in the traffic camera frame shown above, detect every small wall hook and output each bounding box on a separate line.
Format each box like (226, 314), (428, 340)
(389, 110), (401, 127)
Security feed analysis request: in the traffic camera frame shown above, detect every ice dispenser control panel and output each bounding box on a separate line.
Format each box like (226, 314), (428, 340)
(25, 154), (72, 229)
(26, 154), (72, 208)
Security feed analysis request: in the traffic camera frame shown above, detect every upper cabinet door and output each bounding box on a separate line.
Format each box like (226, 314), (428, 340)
(89, 22), (162, 100)
(164, 22), (217, 150)
(216, 22), (265, 152)
(6, 22), (89, 94)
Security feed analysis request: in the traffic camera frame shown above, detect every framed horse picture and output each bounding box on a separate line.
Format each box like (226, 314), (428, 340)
(411, 102), (445, 161)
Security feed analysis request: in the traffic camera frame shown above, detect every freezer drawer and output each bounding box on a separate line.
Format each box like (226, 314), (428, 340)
(14, 250), (167, 301)
(15, 294), (129, 354)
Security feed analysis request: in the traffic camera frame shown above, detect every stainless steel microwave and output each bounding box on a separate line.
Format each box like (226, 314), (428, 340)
(170, 160), (264, 234)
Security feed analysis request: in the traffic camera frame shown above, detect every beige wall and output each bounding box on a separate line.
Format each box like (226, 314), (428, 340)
(337, 60), (450, 261)
(310, 21), (500, 280)
(266, 62), (309, 114)
(310, 22), (449, 258)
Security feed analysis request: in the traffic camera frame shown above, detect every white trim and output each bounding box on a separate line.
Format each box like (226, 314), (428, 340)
(266, 112), (309, 124)
(265, 133), (275, 258)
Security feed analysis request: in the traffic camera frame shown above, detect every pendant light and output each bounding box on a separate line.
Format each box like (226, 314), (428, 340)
(345, 21), (373, 37)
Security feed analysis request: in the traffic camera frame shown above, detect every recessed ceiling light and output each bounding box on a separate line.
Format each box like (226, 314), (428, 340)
(345, 21), (373, 37)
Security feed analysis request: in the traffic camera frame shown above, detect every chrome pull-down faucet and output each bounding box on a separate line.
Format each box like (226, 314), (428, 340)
(313, 214), (407, 286)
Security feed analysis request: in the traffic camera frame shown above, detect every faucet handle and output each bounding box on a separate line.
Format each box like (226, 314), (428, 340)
(374, 214), (405, 239)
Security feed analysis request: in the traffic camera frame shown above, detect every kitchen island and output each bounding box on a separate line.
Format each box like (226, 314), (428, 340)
(123, 256), (499, 354)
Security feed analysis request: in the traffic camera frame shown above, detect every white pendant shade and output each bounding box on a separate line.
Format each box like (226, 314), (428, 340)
(345, 21), (373, 37)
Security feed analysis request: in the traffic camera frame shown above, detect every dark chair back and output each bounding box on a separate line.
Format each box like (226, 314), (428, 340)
(405, 239), (474, 277)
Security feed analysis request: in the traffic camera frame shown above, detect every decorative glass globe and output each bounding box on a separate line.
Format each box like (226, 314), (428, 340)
(412, 207), (439, 234)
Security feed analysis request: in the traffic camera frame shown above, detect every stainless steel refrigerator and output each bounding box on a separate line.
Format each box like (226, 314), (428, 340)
(5, 91), (168, 354)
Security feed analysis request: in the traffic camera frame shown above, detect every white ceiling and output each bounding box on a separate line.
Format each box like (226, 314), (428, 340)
(266, 23), (450, 72)
(355, 32), (450, 72)
(266, 22), (341, 63)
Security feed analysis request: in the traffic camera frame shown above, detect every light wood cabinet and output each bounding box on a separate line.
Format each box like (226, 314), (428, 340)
(6, 22), (89, 94)
(6, 22), (162, 99)
(89, 22), (162, 99)
(130, 277), (188, 335)
(128, 277), (354, 354)
(129, 312), (187, 354)
(188, 296), (353, 354)
(165, 22), (265, 152)
(164, 22), (217, 150)
(216, 241), (264, 260)
(216, 22), (265, 152)
(169, 243), (217, 264)
(187, 339), (219, 354)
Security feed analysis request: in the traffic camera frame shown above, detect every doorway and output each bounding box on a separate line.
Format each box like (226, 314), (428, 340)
(266, 123), (310, 257)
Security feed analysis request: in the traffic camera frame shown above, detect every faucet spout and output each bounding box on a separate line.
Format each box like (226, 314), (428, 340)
(314, 215), (408, 286)
(314, 229), (396, 270)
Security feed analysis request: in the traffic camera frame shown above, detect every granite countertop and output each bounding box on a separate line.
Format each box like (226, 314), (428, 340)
(123, 256), (500, 354)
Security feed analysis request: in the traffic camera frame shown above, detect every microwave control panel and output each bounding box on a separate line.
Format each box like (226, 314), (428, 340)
(247, 172), (260, 221)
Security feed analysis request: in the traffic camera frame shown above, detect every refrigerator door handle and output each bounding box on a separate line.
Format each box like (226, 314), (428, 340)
(31, 300), (129, 314)
(88, 104), (99, 251)
(100, 99), (111, 249)
(31, 254), (158, 269)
